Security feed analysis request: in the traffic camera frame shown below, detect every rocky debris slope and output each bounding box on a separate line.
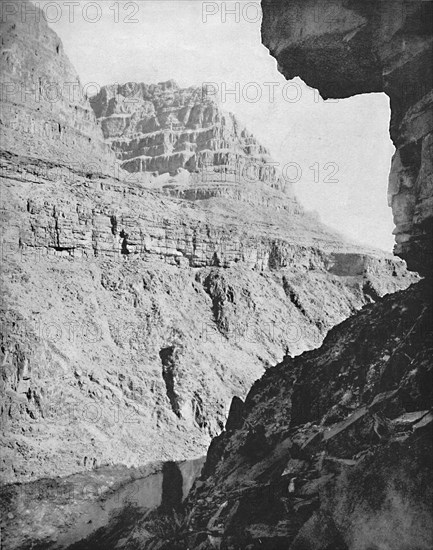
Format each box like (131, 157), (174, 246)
(150, 279), (432, 550)
(0, 0), (115, 172)
(90, 81), (281, 196)
(261, 0), (433, 274)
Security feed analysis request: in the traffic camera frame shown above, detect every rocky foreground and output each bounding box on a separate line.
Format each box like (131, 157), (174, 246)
(124, 275), (433, 550)
(177, 278), (433, 550)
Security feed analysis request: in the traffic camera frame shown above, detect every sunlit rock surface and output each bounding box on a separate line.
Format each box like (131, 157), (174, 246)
(0, 0), (115, 172)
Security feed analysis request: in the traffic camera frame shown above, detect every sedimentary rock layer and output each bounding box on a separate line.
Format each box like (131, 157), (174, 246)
(90, 81), (281, 191)
(0, 5), (419, 547)
(1, 151), (414, 486)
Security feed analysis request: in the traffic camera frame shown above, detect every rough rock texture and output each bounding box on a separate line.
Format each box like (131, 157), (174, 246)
(261, 0), (433, 274)
(1, 152), (414, 487)
(170, 280), (432, 550)
(0, 0), (115, 172)
(91, 81), (277, 184)
(0, 0), (416, 489)
(0, 3), (423, 549)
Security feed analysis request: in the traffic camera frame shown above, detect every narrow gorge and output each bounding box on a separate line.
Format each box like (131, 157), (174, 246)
(0, 1), (431, 549)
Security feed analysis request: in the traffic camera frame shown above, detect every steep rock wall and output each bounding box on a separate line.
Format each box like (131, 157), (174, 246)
(0, 0), (416, 506)
(261, 0), (433, 274)
(90, 81), (282, 193)
(177, 280), (433, 550)
(0, 0), (115, 172)
(1, 152), (415, 486)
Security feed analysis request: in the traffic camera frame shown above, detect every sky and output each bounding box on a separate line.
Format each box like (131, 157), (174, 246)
(34, 0), (396, 251)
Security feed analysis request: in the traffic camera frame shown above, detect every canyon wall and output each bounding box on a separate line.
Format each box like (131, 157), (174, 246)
(0, 2), (426, 548)
(90, 81), (281, 193)
(0, 0), (115, 172)
(2, 151), (414, 486)
(261, 0), (433, 274)
(0, 0), (416, 488)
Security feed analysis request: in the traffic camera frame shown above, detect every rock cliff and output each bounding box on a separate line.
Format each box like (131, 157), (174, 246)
(176, 279), (432, 550)
(0, 0), (115, 172)
(0, 0), (415, 486)
(261, 0), (433, 275)
(1, 150), (414, 487)
(90, 80), (279, 194)
(0, 2), (423, 549)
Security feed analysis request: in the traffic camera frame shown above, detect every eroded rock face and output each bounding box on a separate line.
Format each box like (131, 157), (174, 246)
(90, 81), (280, 191)
(1, 151), (415, 486)
(0, 0), (115, 172)
(261, 0), (433, 274)
(0, 3), (422, 548)
(175, 280), (433, 550)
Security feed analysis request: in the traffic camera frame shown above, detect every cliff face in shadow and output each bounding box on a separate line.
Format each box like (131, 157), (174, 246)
(261, 0), (433, 275)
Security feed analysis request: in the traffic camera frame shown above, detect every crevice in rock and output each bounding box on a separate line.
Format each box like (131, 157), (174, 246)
(282, 276), (308, 317)
(159, 346), (181, 417)
(268, 241), (284, 270)
(119, 229), (130, 255)
(110, 215), (118, 236)
(192, 392), (207, 429)
(362, 280), (381, 303)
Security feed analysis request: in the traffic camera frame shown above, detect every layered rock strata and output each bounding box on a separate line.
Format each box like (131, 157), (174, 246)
(0, 3), (422, 549)
(1, 151), (414, 487)
(90, 81), (281, 195)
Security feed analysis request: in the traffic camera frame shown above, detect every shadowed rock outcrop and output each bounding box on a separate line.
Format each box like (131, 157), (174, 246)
(176, 280), (433, 550)
(261, 0), (433, 274)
